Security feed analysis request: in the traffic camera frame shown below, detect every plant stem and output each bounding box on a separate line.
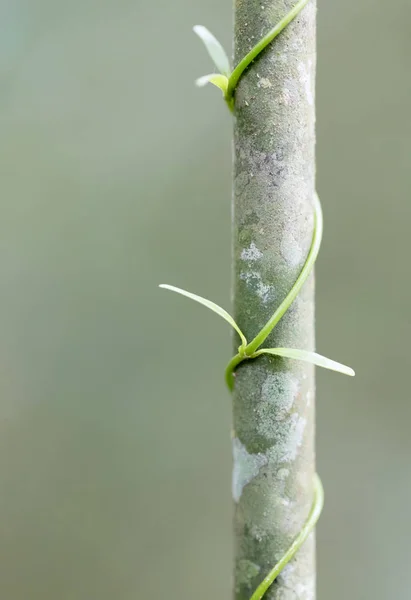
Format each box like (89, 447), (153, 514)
(232, 1), (317, 598)
(227, 0), (311, 100)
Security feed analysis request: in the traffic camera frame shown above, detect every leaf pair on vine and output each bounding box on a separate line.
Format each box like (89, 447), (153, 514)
(159, 284), (355, 379)
(193, 25), (231, 97)
(163, 0), (355, 385)
(193, 0), (313, 110)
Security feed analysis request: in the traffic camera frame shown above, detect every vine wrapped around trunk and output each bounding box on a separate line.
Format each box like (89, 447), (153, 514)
(160, 1), (354, 598)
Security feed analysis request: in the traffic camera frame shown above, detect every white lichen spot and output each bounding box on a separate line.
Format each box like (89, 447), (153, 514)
(277, 467), (290, 481)
(277, 563), (298, 592)
(264, 413), (307, 463)
(240, 271), (275, 303)
(250, 524), (266, 542)
(281, 229), (303, 268)
(279, 562), (295, 579)
(295, 578), (315, 600)
(232, 438), (268, 503)
(257, 374), (306, 461)
(258, 77), (272, 89)
(306, 390), (312, 407)
(281, 414), (307, 462)
(298, 59), (314, 106)
(256, 280), (273, 302)
(241, 242), (263, 261)
(280, 87), (292, 105)
(261, 373), (300, 421)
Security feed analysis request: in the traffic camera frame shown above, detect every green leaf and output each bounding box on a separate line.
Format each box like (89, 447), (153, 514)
(193, 25), (231, 77)
(196, 74), (228, 96)
(159, 284), (247, 348)
(255, 348), (355, 377)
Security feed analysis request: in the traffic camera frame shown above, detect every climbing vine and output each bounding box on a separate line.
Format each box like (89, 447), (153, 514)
(160, 0), (354, 597)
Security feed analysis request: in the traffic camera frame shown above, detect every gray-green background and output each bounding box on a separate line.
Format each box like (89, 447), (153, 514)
(0, 0), (409, 598)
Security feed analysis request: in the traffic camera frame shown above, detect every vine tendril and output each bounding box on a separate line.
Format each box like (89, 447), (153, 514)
(226, 0), (311, 103)
(250, 474), (324, 600)
(225, 192), (322, 390)
(161, 2), (354, 598)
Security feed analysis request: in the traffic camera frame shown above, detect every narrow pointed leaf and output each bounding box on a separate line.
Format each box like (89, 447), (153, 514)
(193, 25), (231, 77)
(196, 74), (228, 96)
(255, 348), (355, 377)
(159, 284), (247, 347)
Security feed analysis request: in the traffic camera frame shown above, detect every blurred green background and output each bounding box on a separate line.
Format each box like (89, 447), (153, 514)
(0, 0), (409, 598)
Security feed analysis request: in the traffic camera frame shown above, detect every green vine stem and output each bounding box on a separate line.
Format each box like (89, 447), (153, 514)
(225, 193), (323, 390)
(160, 1), (354, 598)
(226, 0), (311, 103)
(250, 474), (324, 600)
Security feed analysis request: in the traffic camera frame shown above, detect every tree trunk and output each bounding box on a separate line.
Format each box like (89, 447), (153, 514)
(232, 2), (317, 599)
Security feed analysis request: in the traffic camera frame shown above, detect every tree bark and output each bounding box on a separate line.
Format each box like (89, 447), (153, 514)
(232, 1), (317, 599)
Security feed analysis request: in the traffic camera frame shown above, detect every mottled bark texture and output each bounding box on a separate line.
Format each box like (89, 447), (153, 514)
(232, 2), (317, 600)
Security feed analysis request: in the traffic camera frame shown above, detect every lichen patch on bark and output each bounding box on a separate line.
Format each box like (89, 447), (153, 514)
(232, 437), (268, 503)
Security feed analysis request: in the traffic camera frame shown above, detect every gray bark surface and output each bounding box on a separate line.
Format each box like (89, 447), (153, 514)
(232, 2), (317, 599)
